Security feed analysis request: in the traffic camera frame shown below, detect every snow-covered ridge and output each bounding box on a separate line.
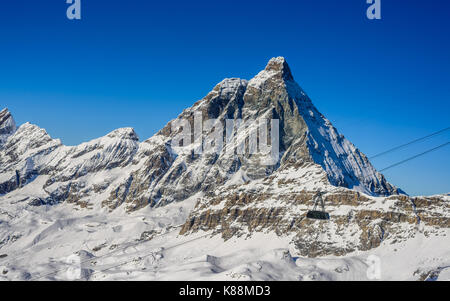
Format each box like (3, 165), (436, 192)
(0, 117), (140, 203)
(248, 57), (293, 89)
(300, 103), (397, 196)
(106, 127), (139, 141)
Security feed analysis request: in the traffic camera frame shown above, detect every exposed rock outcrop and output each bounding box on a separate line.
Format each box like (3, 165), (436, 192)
(0, 108), (16, 144)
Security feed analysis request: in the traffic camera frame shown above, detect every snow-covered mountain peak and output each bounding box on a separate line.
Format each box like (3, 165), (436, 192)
(264, 56), (294, 80)
(106, 127), (139, 141)
(245, 58), (399, 196)
(248, 57), (298, 92)
(8, 122), (61, 150)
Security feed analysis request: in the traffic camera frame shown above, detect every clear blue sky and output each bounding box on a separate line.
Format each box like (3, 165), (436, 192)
(1, 0), (449, 196)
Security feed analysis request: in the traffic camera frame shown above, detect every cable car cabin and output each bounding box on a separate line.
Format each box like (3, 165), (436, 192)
(306, 191), (330, 220)
(306, 210), (330, 220)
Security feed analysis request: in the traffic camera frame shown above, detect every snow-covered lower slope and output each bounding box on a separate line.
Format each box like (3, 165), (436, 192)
(0, 189), (448, 281)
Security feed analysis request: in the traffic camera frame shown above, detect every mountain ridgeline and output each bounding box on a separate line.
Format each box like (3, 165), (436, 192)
(0, 58), (398, 204)
(1, 58), (448, 256)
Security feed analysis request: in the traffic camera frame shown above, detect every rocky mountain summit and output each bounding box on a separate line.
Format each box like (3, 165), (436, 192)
(0, 57), (448, 260)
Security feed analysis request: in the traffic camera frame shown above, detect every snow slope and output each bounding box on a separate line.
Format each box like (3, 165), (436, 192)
(1, 191), (448, 281)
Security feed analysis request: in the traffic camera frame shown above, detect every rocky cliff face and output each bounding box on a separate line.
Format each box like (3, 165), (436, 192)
(0, 108), (16, 144)
(102, 57), (400, 212)
(179, 175), (449, 256)
(1, 58), (447, 258)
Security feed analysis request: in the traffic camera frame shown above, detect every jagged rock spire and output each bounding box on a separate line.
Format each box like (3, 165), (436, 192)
(264, 57), (294, 81)
(0, 108), (16, 139)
